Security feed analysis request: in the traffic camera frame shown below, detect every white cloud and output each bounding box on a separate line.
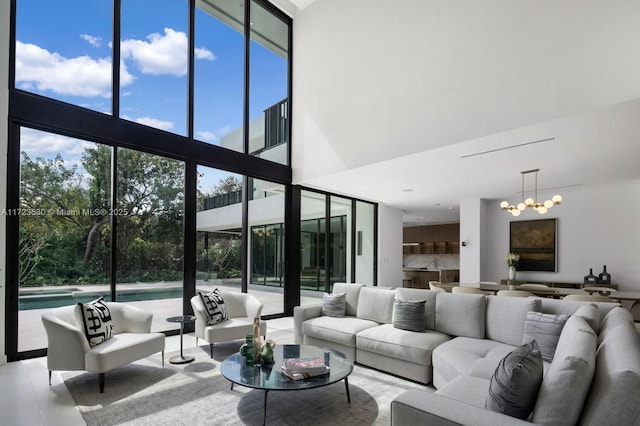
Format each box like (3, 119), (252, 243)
(196, 126), (232, 142)
(121, 28), (215, 77)
(134, 116), (174, 131)
(81, 34), (102, 47)
(15, 41), (135, 97)
(20, 128), (94, 158)
(196, 131), (217, 142)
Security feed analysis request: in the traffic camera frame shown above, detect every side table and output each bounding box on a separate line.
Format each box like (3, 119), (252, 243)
(166, 315), (196, 364)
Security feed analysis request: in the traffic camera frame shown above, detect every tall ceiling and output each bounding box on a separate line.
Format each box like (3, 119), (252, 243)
(275, 0), (640, 225)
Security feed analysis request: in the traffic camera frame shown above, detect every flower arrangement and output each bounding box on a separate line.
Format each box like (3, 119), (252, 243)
(505, 252), (520, 267)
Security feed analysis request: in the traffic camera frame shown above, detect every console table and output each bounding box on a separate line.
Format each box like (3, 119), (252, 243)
(498, 280), (618, 290)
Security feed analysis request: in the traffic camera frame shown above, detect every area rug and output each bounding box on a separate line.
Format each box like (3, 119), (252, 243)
(63, 345), (429, 426)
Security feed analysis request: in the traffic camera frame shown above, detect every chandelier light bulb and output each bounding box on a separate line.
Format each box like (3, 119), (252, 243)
(500, 169), (563, 216)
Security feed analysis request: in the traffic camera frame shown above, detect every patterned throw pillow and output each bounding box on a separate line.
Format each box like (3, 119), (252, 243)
(77, 297), (114, 347)
(199, 289), (229, 325)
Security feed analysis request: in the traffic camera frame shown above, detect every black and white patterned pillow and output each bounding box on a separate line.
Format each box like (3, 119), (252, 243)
(77, 297), (114, 347)
(199, 289), (229, 325)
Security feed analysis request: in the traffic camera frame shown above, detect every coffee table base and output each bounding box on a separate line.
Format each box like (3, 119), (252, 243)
(231, 378), (350, 426)
(169, 354), (195, 364)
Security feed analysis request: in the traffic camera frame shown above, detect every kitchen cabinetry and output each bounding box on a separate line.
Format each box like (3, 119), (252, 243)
(402, 224), (460, 252)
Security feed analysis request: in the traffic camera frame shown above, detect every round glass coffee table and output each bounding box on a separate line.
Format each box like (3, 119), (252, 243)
(220, 344), (353, 425)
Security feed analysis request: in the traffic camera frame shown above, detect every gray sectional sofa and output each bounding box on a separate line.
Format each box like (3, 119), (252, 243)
(293, 283), (640, 425)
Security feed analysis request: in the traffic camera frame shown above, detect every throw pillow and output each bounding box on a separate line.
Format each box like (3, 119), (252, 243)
(199, 289), (229, 325)
(322, 292), (347, 317)
(76, 297), (114, 347)
(486, 340), (544, 420)
(393, 299), (426, 331)
(522, 311), (569, 362)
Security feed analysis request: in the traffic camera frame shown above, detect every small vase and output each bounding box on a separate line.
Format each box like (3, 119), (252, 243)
(508, 266), (516, 280)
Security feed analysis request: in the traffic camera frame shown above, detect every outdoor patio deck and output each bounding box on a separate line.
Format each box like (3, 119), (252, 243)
(17, 279), (323, 352)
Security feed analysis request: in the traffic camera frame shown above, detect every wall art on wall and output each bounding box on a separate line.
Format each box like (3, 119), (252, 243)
(510, 218), (557, 272)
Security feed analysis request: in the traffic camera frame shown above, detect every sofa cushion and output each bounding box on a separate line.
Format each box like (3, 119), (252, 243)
(580, 321), (640, 425)
(393, 300), (426, 331)
(356, 287), (396, 324)
(485, 296), (541, 346)
(538, 297), (618, 320)
(395, 287), (438, 330)
(572, 303), (601, 333)
(199, 289), (229, 325)
(522, 311), (569, 362)
(436, 375), (492, 409)
(356, 323), (450, 365)
(431, 337), (515, 388)
(435, 293), (486, 338)
(84, 332), (165, 373)
(597, 306), (634, 345)
(76, 297), (114, 347)
(532, 315), (597, 425)
(322, 292), (346, 318)
(333, 283), (364, 316)
(485, 340), (543, 420)
(301, 316), (379, 347)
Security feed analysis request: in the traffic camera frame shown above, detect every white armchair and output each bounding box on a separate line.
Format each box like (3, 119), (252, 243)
(41, 302), (165, 393)
(190, 291), (266, 358)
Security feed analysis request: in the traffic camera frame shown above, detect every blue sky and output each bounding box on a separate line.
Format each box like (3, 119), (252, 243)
(14, 0), (287, 193)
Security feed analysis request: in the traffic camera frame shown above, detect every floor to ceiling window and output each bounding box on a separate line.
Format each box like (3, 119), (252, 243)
(196, 166), (243, 296)
(248, 179), (285, 315)
(14, 0), (113, 114)
(17, 129), (113, 352)
(194, 0), (244, 151)
(119, 0), (190, 136)
(249, 0), (290, 165)
(114, 148), (185, 333)
(8, 0), (292, 360)
(299, 189), (377, 293)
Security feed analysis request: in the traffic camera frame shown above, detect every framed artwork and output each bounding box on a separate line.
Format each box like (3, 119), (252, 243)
(510, 218), (557, 272)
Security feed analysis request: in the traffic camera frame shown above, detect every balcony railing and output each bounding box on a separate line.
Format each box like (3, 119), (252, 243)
(203, 190), (242, 210)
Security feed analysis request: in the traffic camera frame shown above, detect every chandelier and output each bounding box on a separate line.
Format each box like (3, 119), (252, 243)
(500, 169), (562, 216)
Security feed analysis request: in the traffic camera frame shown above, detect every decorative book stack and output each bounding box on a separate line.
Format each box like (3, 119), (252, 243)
(280, 356), (330, 381)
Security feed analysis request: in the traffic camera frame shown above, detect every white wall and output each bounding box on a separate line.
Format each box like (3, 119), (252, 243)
(459, 198), (482, 283)
(0, 0), (9, 365)
(377, 205), (403, 287)
(480, 180), (640, 291)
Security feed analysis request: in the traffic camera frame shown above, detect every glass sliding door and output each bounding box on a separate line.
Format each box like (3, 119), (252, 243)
(196, 166), (243, 297)
(248, 179), (285, 315)
(330, 196), (351, 287)
(114, 148), (185, 332)
(18, 128), (112, 351)
(300, 190), (326, 292)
